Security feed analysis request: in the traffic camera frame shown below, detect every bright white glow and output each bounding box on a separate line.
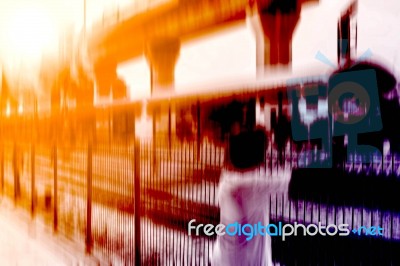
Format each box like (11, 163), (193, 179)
(117, 56), (151, 100)
(5, 102), (10, 117)
(18, 103), (23, 114)
(317, 99), (328, 118)
(298, 97), (318, 125)
(3, 5), (58, 62)
(175, 23), (256, 90)
(135, 100), (153, 139)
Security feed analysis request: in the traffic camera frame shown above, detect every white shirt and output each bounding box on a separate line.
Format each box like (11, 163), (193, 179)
(211, 168), (290, 266)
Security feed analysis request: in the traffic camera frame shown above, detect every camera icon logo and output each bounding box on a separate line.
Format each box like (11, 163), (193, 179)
(287, 67), (381, 168)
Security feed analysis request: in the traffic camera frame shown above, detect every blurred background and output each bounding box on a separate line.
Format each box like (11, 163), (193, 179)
(1, 0), (400, 265)
(1, 0), (400, 107)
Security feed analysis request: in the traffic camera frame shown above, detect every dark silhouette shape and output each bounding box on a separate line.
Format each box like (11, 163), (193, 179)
(289, 167), (400, 211)
(272, 228), (400, 265)
(228, 128), (267, 169)
(350, 62), (399, 154)
(330, 61), (399, 157)
(12, 143), (21, 201)
(209, 100), (243, 141)
(261, 0), (297, 15)
(274, 92), (292, 165)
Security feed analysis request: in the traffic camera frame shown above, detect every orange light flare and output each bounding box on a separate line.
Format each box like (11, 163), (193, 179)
(1, 3), (59, 65)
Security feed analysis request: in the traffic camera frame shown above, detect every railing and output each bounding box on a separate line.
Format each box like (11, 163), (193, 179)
(0, 138), (222, 264)
(1, 134), (400, 264)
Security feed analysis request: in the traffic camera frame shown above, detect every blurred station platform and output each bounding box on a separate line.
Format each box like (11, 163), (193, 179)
(0, 197), (101, 266)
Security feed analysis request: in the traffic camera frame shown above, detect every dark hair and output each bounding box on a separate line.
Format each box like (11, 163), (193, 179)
(227, 128), (267, 170)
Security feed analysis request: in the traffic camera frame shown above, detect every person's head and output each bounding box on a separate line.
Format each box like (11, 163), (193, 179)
(224, 99), (268, 171)
(226, 125), (268, 171)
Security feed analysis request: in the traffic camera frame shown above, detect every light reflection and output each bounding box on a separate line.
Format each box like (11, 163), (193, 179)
(18, 103), (23, 114)
(3, 4), (57, 62)
(5, 102), (10, 117)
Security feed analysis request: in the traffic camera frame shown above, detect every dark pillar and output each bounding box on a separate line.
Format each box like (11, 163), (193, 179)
(134, 140), (141, 266)
(94, 60), (128, 100)
(145, 38), (180, 95)
(94, 60), (117, 97)
(258, 0), (300, 67)
(248, 0), (318, 72)
(53, 145), (58, 232)
(86, 142), (93, 254)
(338, 11), (351, 67)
